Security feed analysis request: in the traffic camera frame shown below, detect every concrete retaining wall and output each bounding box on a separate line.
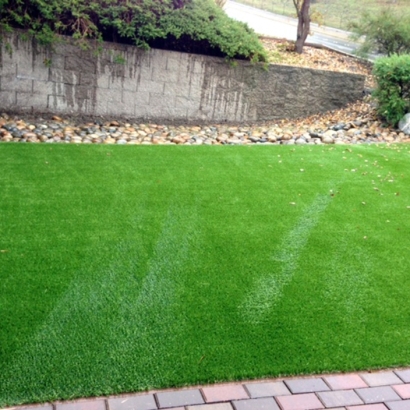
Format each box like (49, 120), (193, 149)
(0, 32), (365, 123)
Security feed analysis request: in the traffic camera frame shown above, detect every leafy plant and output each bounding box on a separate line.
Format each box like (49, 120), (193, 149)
(43, 57), (52, 67)
(373, 54), (410, 126)
(156, 0), (267, 61)
(113, 54), (126, 64)
(0, 0), (267, 62)
(4, 41), (12, 56)
(350, 8), (410, 57)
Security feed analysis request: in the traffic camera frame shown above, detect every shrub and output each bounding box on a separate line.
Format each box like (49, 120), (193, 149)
(349, 8), (410, 57)
(155, 0), (267, 61)
(0, 0), (267, 62)
(0, 0), (191, 48)
(373, 54), (410, 126)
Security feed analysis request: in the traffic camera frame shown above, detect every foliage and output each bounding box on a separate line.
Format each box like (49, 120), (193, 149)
(373, 54), (410, 126)
(155, 0), (267, 61)
(0, 0), (267, 61)
(350, 8), (410, 57)
(0, 0), (190, 47)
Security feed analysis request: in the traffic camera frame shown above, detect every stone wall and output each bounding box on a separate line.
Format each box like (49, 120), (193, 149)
(0, 32), (365, 123)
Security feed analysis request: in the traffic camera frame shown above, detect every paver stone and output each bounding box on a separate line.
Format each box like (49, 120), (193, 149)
(233, 397), (280, 410)
(202, 385), (249, 403)
(186, 404), (233, 410)
(156, 389), (204, 408)
(108, 395), (157, 410)
(393, 384), (410, 400)
(285, 378), (330, 394)
(360, 373), (403, 387)
(245, 382), (291, 398)
(324, 375), (368, 390)
(56, 400), (106, 410)
(317, 390), (363, 407)
(275, 393), (324, 410)
(396, 371), (410, 384)
(385, 401), (410, 410)
(356, 387), (401, 404)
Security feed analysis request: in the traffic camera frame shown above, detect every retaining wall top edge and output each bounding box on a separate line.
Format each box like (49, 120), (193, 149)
(0, 29), (365, 80)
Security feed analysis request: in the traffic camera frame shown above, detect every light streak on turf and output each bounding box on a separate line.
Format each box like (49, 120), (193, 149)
(1, 206), (198, 401)
(240, 192), (333, 324)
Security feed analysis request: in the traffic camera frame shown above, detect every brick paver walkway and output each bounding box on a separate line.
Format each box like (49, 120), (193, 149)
(6, 368), (410, 410)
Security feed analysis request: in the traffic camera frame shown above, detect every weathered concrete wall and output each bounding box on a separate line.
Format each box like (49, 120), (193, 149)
(0, 32), (365, 123)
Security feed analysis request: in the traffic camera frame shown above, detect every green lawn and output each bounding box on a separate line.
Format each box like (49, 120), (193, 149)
(1, 144), (410, 407)
(233, 0), (410, 30)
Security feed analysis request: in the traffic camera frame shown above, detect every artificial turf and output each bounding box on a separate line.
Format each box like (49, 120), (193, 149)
(1, 143), (410, 406)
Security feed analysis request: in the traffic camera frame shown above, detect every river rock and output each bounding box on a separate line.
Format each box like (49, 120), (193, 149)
(399, 113), (410, 135)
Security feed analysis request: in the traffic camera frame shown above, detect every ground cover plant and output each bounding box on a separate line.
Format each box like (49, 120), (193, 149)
(1, 144), (410, 406)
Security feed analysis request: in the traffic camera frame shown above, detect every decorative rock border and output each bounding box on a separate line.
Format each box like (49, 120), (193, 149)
(1, 114), (408, 145)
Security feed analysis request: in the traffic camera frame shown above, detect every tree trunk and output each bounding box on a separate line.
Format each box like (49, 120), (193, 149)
(295, 0), (311, 54)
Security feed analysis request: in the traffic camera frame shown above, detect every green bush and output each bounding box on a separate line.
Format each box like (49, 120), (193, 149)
(373, 54), (410, 126)
(0, 0), (191, 47)
(350, 8), (410, 57)
(0, 0), (267, 62)
(155, 0), (267, 61)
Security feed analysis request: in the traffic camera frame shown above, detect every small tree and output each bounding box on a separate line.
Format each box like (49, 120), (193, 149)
(292, 0), (311, 54)
(350, 8), (410, 57)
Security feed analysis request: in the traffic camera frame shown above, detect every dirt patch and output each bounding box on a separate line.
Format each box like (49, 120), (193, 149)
(261, 37), (374, 88)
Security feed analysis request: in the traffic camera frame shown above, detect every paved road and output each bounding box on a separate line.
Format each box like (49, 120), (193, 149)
(224, 1), (378, 60)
